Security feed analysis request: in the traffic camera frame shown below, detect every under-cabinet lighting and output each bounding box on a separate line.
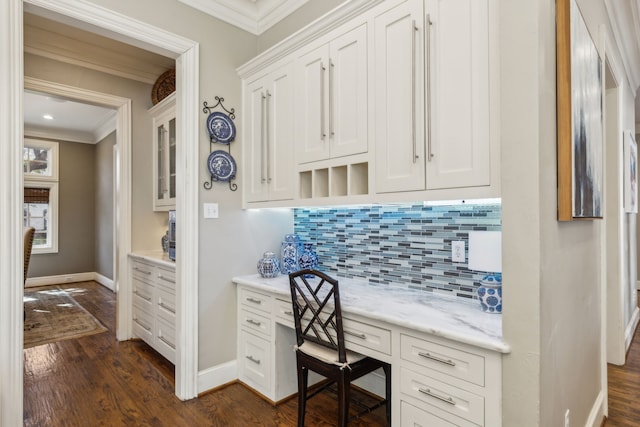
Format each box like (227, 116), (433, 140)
(42, 114), (54, 120)
(422, 198), (501, 206)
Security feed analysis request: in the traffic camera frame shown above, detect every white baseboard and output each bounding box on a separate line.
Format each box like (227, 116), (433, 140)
(26, 272), (114, 292)
(625, 306), (640, 352)
(197, 360), (238, 395)
(585, 389), (605, 427)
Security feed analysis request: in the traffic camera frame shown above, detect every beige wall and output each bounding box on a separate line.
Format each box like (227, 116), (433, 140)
(29, 140), (96, 277)
(95, 131), (116, 280)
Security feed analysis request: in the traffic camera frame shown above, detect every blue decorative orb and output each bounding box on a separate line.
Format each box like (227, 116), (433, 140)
(476, 274), (502, 314)
(257, 252), (280, 278)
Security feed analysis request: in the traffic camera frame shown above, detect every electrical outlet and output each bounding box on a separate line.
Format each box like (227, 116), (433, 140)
(564, 409), (570, 427)
(203, 203), (219, 219)
(452, 240), (465, 262)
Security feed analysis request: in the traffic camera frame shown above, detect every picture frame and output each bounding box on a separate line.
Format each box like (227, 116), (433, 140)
(556, 0), (604, 221)
(624, 130), (638, 213)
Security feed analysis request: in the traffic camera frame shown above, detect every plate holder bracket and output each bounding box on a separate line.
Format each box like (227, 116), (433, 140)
(203, 97), (237, 191)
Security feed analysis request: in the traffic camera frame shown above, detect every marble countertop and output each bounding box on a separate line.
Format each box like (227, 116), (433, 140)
(129, 251), (175, 269)
(233, 273), (510, 354)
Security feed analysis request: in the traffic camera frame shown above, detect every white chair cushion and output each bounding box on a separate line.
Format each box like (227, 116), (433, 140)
(297, 341), (366, 368)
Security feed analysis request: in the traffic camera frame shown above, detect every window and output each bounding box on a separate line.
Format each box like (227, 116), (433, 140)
(24, 139), (59, 253)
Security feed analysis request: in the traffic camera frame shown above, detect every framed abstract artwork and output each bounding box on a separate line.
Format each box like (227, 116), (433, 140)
(624, 130), (638, 213)
(556, 0), (604, 221)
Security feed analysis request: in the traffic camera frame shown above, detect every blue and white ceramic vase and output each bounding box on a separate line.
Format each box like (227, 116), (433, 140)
(280, 234), (303, 274)
(298, 243), (318, 277)
(476, 273), (502, 313)
(257, 251), (280, 278)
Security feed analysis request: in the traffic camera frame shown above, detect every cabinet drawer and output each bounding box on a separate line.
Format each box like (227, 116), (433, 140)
(343, 317), (391, 356)
(400, 401), (460, 427)
(239, 330), (271, 394)
(157, 287), (176, 325)
(156, 318), (176, 364)
(156, 266), (176, 293)
(240, 309), (271, 338)
(132, 278), (154, 313)
(132, 307), (154, 344)
(131, 261), (154, 283)
(239, 287), (272, 313)
(274, 298), (295, 327)
(400, 367), (484, 426)
(401, 334), (484, 387)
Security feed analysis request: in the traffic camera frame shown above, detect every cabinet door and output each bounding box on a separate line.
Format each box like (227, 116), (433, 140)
(152, 99), (177, 211)
(425, 0), (490, 190)
(244, 75), (270, 202)
(266, 63), (295, 201)
(295, 45), (330, 164)
(374, 0), (426, 193)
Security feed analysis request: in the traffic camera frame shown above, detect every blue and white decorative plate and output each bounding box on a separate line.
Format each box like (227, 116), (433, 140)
(207, 150), (236, 182)
(206, 111), (236, 144)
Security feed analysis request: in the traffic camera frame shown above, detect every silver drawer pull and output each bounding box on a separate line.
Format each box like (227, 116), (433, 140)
(159, 302), (176, 314)
(133, 267), (151, 275)
(284, 310), (293, 316)
(418, 387), (456, 406)
(159, 336), (176, 349)
(158, 274), (175, 283)
(418, 351), (456, 366)
(134, 291), (151, 302)
(246, 355), (261, 365)
(344, 330), (366, 340)
(246, 297), (262, 305)
(246, 319), (262, 327)
(134, 317), (151, 331)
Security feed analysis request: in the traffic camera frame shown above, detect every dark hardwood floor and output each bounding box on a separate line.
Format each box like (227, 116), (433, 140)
(605, 292), (640, 427)
(23, 281), (387, 426)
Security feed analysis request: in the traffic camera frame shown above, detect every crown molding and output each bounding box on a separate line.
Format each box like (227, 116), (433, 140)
(605, 0), (640, 92)
(178, 0), (308, 35)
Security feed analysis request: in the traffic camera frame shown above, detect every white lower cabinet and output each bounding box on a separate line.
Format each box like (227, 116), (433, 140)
(401, 401), (458, 427)
(130, 256), (176, 364)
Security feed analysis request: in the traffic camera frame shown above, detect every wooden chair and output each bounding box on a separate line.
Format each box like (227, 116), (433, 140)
(289, 269), (391, 427)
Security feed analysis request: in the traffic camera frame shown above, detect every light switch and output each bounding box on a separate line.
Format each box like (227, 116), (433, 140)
(452, 240), (465, 262)
(203, 203), (219, 219)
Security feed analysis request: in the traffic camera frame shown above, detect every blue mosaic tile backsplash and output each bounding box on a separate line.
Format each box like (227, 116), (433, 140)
(293, 203), (502, 300)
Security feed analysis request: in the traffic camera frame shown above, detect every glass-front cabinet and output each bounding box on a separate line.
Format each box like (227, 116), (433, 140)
(150, 93), (176, 211)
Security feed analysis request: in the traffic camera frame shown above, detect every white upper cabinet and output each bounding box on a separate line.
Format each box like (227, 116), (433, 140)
(244, 61), (295, 203)
(295, 23), (368, 164)
(425, 0), (491, 190)
(374, 0), (425, 193)
(150, 93), (177, 211)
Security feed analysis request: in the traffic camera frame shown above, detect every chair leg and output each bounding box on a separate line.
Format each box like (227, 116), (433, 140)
(383, 363), (392, 426)
(297, 359), (309, 427)
(337, 372), (350, 427)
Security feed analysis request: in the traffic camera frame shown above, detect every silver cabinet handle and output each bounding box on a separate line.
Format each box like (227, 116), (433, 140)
(265, 90), (272, 183)
(246, 319), (262, 327)
(157, 273), (175, 283)
(133, 317), (151, 331)
(329, 60), (335, 137)
(344, 330), (366, 340)
(321, 62), (327, 140)
(284, 310), (293, 316)
(159, 336), (176, 350)
(246, 355), (261, 365)
(260, 91), (267, 183)
(134, 290), (151, 302)
(418, 387), (456, 405)
(133, 267), (151, 275)
(159, 301), (176, 314)
(426, 14), (434, 161)
(418, 351), (456, 366)
(246, 297), (262, 305)
(412, 20), (419, 163)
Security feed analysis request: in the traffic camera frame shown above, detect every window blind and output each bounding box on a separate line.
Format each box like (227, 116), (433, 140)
(24, 187), (50, 204)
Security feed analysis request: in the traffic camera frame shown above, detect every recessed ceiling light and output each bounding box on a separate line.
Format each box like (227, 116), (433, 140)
(42, 114), (54, 120)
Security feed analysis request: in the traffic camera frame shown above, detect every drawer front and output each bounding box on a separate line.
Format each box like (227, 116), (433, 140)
(156, 318), (176, 364)
(131, 261), (154, 283)
(400, 401), (459, 427)
(156, 266), (176, 293)
(401, 334), (485, 387)
(239, 287), (272, 313)
(274, 298), (294, 327)
(239, 330), (271, 394)
(343, 317), (391, 356)
(240, 309), (271, 338)
(132, 306), (154, 344)
(132, 278), (154, 313)
(400, 367), (484, 426)
(157, 287), (176, 325)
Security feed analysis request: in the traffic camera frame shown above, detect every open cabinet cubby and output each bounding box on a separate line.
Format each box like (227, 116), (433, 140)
(299, 162), (369, 199)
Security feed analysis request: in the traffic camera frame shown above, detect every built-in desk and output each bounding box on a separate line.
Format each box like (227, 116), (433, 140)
(233, 274), (509, 426)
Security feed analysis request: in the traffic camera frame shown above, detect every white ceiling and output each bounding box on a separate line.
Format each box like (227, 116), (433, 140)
(177, 0), (309, 35)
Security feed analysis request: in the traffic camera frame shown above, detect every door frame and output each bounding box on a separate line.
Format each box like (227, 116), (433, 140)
(1, 1), (200, 424)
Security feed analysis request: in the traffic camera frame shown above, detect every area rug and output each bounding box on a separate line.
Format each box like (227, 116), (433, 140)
(24, 286), (107, 348)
